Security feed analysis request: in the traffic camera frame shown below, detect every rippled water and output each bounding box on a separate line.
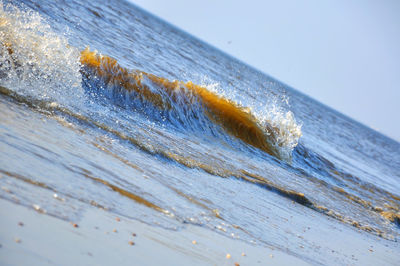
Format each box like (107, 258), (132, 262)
(1, 0), (399, 264)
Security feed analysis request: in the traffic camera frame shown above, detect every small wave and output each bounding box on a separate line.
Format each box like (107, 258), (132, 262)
(80, 49), (302, 160)
(0, 2), (301, 160)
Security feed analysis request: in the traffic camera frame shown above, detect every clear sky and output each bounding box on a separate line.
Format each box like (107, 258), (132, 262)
(130, 0), (400, 142)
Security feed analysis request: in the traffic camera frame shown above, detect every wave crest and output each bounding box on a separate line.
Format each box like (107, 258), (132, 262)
(80, 49), (302, 160)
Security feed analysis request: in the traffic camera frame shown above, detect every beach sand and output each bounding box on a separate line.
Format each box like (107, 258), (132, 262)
(1, 198), (399, 265)
(0, 198), (308, 265)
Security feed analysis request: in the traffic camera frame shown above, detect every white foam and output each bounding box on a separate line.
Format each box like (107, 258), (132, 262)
(203, 80), (302, 160)
(0, 2), (83, 104)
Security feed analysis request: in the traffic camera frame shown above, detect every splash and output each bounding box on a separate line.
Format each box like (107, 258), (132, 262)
(0, 2), (82, 101)
(80, 49), (302, 160)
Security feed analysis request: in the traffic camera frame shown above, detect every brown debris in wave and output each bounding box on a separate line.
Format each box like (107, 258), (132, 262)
(80, 48), (284, 160)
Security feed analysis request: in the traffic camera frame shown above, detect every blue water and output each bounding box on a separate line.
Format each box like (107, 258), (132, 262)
(1, 0), (399, 264)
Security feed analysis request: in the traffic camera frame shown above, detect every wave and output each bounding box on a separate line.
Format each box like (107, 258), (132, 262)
(0, 2), (301, 160)
(80, 49), (301, 160)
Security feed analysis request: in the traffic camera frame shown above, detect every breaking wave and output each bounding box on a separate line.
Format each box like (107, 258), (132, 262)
(0, 2), (301, 161)
(80, 49), (302, 160)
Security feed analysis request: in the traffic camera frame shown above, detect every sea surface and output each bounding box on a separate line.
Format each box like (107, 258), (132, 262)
(1, 0), (400, 264)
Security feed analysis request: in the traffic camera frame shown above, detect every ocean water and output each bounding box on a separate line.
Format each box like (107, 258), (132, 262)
(1, 0), (399, 264)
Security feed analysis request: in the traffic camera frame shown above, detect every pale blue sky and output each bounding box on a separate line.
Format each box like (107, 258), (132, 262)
(131, 0), (400, 141)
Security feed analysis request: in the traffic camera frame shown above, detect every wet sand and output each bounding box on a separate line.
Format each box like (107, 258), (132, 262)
(0, 198), (308, 265)
(1, 198), (399, 265)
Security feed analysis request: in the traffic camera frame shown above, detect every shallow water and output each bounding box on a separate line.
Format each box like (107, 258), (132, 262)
(1, 0), (399, 264)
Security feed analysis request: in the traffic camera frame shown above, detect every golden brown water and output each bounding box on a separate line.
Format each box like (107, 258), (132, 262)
(80, 49), (281, 159)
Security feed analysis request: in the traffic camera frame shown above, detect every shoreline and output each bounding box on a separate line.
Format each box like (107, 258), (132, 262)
(0, 198), (309, 265)
(1, 192), (400, 265)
